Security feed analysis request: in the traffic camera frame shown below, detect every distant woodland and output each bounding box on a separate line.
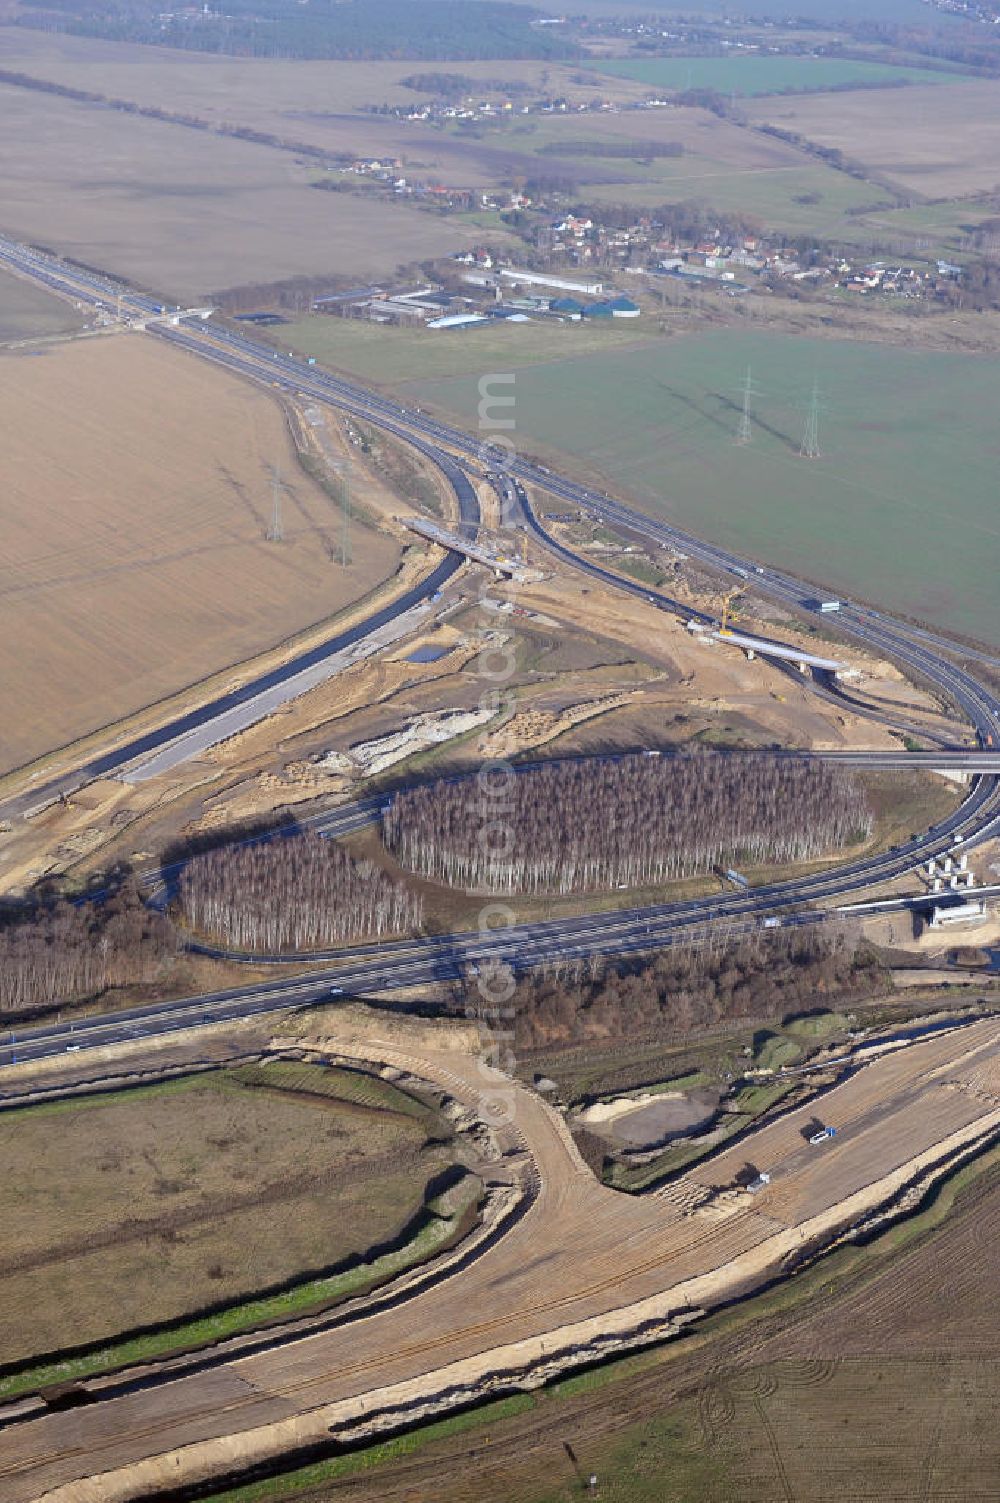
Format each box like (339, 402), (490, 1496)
(15, 0), (579, 61)
(385, 754), (873, 895)
(507, 931), (886, 1050)
(179, 834), (423, 952)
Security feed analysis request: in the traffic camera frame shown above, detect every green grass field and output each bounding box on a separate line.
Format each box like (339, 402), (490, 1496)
(397, 328), (1000, 648)
(492, 112), (892, 235)
(270, 314), (653, 384)
(582, 162), (887, 235)
(845, 198), (997, 258)
(588, 54), (967, 97)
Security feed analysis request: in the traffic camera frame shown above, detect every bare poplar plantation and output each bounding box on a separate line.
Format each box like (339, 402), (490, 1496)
(384, 754), (873, 894)
(0, 883), (176, 1013)
(179, 834), (423, 951)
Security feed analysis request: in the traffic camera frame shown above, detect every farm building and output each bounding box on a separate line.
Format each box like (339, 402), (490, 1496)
(426, 312), (489, 331)
(500, 269), (605, 296)
(583, 297), (641, 319)
(549, 297), (584, 317)
(609, 296), (641, 318)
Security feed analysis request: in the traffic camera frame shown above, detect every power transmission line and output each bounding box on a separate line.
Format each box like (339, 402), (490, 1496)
(735, 365), (759, 445)
(266, 463), (284, 542)
(339, 460), (352, 567)
(800, 380), (823, 460)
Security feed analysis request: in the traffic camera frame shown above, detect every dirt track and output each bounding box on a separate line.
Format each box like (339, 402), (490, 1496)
(2, 1018), (998, 1503)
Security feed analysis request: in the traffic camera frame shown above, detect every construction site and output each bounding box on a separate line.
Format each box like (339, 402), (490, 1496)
(1, 230), (999, 1503)
(0, 1003), (997, 1501)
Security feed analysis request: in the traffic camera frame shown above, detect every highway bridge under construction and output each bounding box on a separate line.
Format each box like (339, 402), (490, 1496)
(1, 233), (1000, 1502)
(691, 620), (848, 672)
(399, 514), (541, 582)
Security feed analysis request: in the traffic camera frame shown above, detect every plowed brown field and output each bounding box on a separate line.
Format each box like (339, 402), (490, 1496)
(747, 80), (1000, 199)
(0, 336), (401, 774)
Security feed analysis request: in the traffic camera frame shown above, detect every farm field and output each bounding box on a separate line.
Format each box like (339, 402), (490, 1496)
(845, 197), (1000, 259)
(0, 30), (625, 117)
(0, 83), (498, 299)
(504, 109), (886, 234)
(0, 266), (84, 341)
(573, 0), (949, 17)
(589, 53), (963, 96)
(0, 335), (402, 775)
(0, 32), (646, 186)
(583, 160), (882, 234)
(747, 79), (1000, 199)
(0, 1066), (449, 1366)
(271, 313), (655, 385)
(0, 31), (885, 234)
(400, 328), (1000, 648)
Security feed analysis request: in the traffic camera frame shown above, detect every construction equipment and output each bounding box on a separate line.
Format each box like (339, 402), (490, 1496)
(719, 587), (742, 635)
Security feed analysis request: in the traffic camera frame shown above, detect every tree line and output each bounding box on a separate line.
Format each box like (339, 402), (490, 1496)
(500, 930), (885, 1051)
(398, 72), (535, 98)
(179, 834), (423, 952)
(0, 883), (176, 1016)
(0, 67), (352, 166)
(15, 0), (580, 61)
(384, 753), (873, 895)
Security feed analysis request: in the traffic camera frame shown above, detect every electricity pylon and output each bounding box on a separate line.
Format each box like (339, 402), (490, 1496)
(266, 463), (284, 542)
(800, 380), (823, 460)
(735, 365), (758, 445)
(339, 461), (352, 567)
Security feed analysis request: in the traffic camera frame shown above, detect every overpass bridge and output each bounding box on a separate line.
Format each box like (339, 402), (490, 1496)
(690, 622), (847, 672)
(816, 750), (1000, 774)
(399, 516), (540, 583)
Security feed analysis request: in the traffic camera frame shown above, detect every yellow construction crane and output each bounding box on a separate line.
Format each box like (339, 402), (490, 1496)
(719, 587), (742, 635)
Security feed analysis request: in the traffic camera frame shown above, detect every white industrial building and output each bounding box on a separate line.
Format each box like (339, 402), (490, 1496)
(500, 268), (605, 296)
(426, 312), (489, 330)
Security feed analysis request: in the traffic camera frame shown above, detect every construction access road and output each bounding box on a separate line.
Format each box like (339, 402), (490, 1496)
(1, 1016), (998, 1503)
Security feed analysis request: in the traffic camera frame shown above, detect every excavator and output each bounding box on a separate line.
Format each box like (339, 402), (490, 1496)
(718, 586), (743, 636)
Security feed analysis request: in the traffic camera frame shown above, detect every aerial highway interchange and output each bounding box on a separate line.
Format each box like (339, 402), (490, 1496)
(1, 230), (1000, 1067)
(2, 234), (1000, 1503)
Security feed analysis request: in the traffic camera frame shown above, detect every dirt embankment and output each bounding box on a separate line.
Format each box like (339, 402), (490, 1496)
(6, 1017), (999, 1503)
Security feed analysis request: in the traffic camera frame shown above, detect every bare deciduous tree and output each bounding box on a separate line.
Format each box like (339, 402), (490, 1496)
(179, 834), (422, 951)
(0, 882), (176, 1013)
(499, 930), (886, 1051)
(385, 753), (873, 895)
